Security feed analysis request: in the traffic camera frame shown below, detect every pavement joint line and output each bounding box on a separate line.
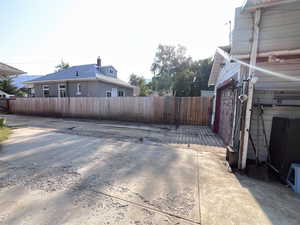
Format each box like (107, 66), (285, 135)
(90, 188), (201, 225)
(196, 151), (202, 225)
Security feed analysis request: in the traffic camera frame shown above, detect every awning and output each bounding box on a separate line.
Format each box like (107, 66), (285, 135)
(0, 62), (25, 77)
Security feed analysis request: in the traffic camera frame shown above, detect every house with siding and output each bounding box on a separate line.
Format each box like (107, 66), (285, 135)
(209, 0), (300, 170)
(25, 57), (135, 97)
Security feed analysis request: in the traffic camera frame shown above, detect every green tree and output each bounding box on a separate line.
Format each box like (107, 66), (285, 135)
(0, 78), (18, 94)
(173, 62), (195, 97)
(129, 74), (141, 86)
(151, 44), (196, 96)
(129, 74), (151, 96)
(55, 60), (69, 72)
(151, 44), (189, 94)
(190, 58), (213, 96)
(150, 44), (213, 97)
(16, 87), (29, 97)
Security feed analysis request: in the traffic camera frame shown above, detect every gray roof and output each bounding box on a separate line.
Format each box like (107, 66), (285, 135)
(29, 64), (99, 82)
(26, 64), (133, 88)
(12, 75), (42, 88)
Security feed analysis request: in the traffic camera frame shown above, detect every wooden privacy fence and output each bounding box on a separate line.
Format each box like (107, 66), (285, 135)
(9, 96), (212, 125)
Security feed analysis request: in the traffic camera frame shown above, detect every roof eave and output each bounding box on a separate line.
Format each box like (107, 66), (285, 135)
(208, 48), (230, 86)
(242, 0), (296, 12)
(95, 75), (134, 89)
(24, 77), (97, 84)
(24, 76), (134, 89)
(0, 62), (25, 76)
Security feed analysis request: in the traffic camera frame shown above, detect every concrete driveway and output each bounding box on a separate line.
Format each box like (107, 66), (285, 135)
(0, 114), (300, 225)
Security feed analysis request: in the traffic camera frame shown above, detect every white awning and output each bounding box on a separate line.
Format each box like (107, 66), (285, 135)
(0, 62), (25, 77)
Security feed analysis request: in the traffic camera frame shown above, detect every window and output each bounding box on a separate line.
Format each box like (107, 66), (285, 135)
(112, 88), (117, 97)
(77, 83), (82, 95)
(106, 91), (112, 97)
(43, 85), (49, 97)
(118, 90), (124, 97)
(28, 88), (35, 97)
(58, 84), (66, 98)
(110, 69), (114, 74)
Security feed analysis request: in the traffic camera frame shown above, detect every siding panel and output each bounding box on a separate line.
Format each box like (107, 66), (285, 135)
(231, 2), (300, 55)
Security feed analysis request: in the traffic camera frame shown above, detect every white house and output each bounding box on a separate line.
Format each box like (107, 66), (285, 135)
(209, 0), (300, 170)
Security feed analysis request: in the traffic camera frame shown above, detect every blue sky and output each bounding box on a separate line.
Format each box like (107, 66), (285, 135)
(0, 0), (244, 81)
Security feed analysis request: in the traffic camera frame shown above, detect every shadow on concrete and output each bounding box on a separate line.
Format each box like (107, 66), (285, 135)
(0, 127), (200, 225)
(234, 171), (300, 225)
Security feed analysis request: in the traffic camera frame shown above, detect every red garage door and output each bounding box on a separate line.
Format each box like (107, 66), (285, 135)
(214, 85), (234, 145)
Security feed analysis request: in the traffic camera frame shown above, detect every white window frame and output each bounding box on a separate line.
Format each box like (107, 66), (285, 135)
(106, 90), (112, 97)
(58, 83), (66, 98)
(111, 88), (117, 97)
(43, 85), (49, 97)
(76, 83), (82, 95)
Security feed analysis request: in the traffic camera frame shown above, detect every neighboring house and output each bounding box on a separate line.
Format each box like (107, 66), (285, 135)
(12, 75), (42, 89)
(209, 0), (300, 169)
(25, 57), (135, 98)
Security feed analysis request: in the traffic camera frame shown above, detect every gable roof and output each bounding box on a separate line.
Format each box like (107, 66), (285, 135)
(208, 47), (230, 86)
(25, 64), (133, 89)
(28, 64), (98, 82)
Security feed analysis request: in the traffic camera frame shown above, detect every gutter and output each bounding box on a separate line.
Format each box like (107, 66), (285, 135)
(24, 77), (134, 89)
(24, 77), (97, 85)
(241, 0), (296, 12)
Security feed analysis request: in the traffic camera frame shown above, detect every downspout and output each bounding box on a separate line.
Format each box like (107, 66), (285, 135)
(230, 83), (238, 147)
(239, 9), (261, 170)
(210, 85), (217, 127)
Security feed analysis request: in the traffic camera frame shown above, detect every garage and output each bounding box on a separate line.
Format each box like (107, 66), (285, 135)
(213, 82), (235, 145)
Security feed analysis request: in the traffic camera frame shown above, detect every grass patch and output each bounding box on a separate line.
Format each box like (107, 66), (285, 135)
(0, 127), (12, 142)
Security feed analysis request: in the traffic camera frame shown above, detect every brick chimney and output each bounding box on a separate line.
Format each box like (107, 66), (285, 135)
(97, 56), (101, 68)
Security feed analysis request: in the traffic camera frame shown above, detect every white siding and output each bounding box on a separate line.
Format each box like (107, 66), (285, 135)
(249, 90), (300, 161)
(231, 2), (300, 56)
(255, 59), (300, 90)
